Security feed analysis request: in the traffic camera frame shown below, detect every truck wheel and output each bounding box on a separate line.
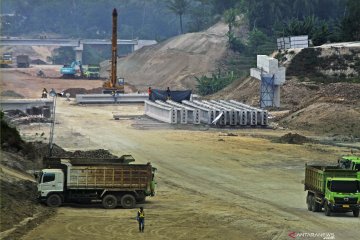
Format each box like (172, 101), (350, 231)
(46, 194), (62, 207)
(310, 196), (321, 212)
(324, 203), (332, 216)
(121, 194), (136, 209)
(102, 194), (118, 209)
(353, 209), (359, 217)
(306, 195), (312, 211)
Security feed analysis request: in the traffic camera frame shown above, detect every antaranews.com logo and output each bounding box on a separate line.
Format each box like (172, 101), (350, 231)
(288, 232), (335, 239)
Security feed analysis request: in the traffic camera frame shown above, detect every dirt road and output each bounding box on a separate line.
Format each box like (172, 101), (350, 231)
(20, 100), (359, 240)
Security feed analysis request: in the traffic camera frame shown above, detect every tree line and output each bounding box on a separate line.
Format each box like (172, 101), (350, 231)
(2, 0), (358, 43)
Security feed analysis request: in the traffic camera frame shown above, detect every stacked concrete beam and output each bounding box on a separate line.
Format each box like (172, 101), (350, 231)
(144, 100), (177, 124)
(182, 100), (214, 124)
(166, 100), (200, 124)
(155, 100), (186, 124)
(144, 100), (268, 127)
(192, 100), (226, 126)
(225, 100), (268, 126)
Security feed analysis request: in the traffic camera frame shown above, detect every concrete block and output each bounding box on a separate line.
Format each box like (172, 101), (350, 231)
(274, 67), (286, 85)
(257, 55), (278, 74)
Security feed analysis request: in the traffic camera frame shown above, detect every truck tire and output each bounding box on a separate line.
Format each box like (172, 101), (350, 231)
(102, 194), (118, 209)
(353, 209), (359, 217)
(46, 194), (62, 207)
(324, 203), (331, 216)
(310, 196), (321, 212)
(306, 195), (312, 211)
(121, 194), (136, 209)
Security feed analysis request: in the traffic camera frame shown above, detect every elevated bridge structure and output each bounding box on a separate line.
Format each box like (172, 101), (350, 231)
(0, 38), (157, 62)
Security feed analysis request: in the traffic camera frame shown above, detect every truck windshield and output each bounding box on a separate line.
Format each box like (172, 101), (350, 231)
(37, 171), (43, 183)
(354, 164), (360, 171)
(331, 181), (359, 193)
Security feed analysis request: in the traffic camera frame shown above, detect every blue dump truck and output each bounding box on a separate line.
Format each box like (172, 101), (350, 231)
(37, 157), (156, 209)
(305, 164), (359, 217)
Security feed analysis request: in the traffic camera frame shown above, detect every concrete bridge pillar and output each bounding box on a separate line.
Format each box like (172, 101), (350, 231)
(73, 43), (83, 62)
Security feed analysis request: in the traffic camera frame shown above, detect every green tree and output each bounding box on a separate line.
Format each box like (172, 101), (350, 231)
(341, 0), (360, 41)
(167, 0), (189, 34)
(223, 8), (238, 33)
(247, 28), (269, 54)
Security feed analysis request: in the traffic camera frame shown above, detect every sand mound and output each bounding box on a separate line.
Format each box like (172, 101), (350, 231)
(101, 22), (229, 91)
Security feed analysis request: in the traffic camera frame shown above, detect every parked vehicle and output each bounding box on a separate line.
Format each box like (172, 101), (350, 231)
(0, 52), (13, 67)
(84, 64), (100, 79)
(16, 55), (30, 68)
(304, 164), (359, 217)
(37, 156), (156, 209)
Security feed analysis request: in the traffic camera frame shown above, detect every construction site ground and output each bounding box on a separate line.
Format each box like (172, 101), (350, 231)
(1, 68), (360, 240)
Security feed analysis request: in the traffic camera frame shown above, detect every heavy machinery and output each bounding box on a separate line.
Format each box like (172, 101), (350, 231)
(304, 164), (360, 217)
(0, 52), (13, 67)
(60, 60), (84, 78)
(84, 64), (100, 79)
(37, 156), (156, 209)
(102, 8), (125, 94)
(16, 54), (30, 68)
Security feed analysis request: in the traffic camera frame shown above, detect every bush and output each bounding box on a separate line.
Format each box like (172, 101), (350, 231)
(1, 111), (23, 150)
(196, 70), (237, 95)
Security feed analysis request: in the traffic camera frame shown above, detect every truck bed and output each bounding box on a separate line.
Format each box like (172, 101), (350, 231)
(304, 164), (358, 193)
(67, 164), (152, 190)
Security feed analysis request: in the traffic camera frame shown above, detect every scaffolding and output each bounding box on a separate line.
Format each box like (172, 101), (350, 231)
(260, 74), (275, 108)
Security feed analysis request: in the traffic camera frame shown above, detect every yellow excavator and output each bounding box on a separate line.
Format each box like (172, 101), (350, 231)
(103, 8), (124, 94)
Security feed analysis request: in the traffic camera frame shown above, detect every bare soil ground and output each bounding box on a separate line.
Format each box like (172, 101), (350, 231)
(15, 100), (360, 240)
(0, 66), (136, 99)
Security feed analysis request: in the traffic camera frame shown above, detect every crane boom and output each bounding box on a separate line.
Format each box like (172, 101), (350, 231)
(110, 8), (117, 88)
(103, 8), (124, 93)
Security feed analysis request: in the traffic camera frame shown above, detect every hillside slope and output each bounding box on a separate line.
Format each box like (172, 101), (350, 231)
(101, 22), (229, 91)
(211, 44), (360, 137)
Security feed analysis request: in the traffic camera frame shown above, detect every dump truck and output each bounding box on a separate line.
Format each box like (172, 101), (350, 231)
(0, 52), (13, 66)
(16, 55), (30, 68)
(84, 64), (100, 79)
(37, 157), (156, 209)
(304, 164), (360, 217)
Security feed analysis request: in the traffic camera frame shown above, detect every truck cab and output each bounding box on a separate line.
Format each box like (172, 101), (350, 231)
(338, 156), (360, 178)
(84, 64), (100, 79)
(37, 169), (64, 199)
(324, 177), (360, 216)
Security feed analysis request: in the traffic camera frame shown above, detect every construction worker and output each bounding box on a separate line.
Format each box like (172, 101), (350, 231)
(166, 87), (171, 100)
(137, 207), (145, 232)
(41, 88), (48, 98)
(148, 87), (152, 100)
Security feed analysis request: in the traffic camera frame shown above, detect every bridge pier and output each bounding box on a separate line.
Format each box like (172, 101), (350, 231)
(73, 43), (83, 62)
